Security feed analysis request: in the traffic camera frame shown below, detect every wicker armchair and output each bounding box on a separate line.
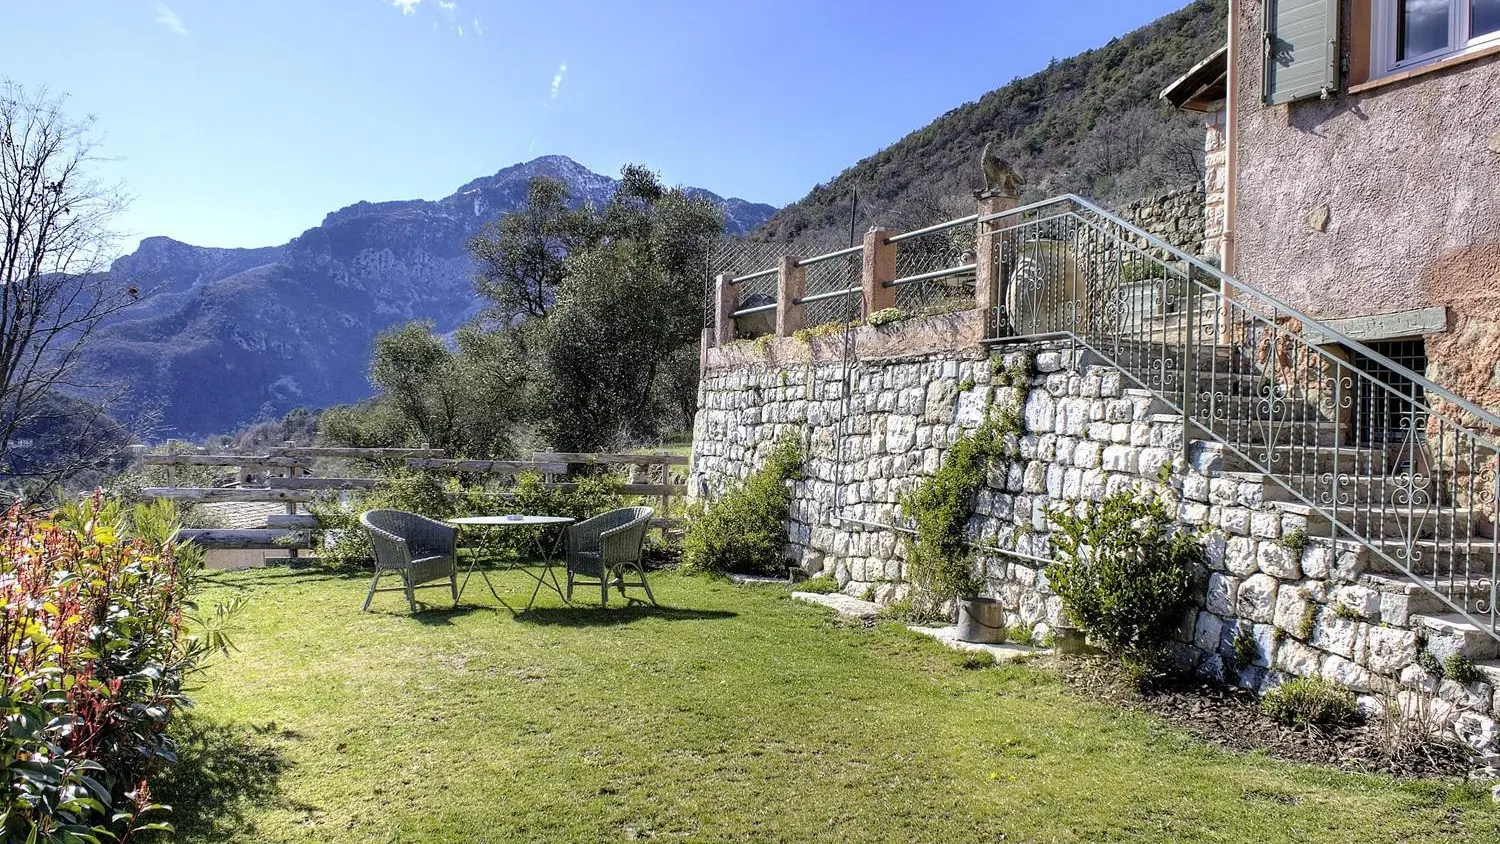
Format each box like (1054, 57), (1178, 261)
(360, 509), (459, 612)
(564, 506), (656, 607)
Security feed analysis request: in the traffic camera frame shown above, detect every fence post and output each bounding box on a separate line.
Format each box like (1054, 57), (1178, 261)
(714, 272), (737, 347)
(974, 189), (1021, 336)
(862, 228), (897, 317)
(284, 440), (300, 562)
(776, 256), (805, 337)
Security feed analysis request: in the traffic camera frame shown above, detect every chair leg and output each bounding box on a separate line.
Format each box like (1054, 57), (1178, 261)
(450, 570), (459, 606)
(634, 563), (657, 606)
(600, 574), (609, 608)
(362, 569), (383, 612)
(566, 569), (574, 601)
(404, 573), (418, 613)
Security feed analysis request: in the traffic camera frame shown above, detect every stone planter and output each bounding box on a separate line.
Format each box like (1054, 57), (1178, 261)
(955, 596), (1008, 644)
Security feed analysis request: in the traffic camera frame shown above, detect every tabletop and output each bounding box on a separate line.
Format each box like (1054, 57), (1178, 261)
(448, 515), (574, 526)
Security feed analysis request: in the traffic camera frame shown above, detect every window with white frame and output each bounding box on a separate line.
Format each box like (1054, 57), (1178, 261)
(1372, 0), (1500, 75)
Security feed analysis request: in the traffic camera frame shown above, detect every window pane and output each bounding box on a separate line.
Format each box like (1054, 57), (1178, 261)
(1475, 0), (1500, 39)
(1398, 0), (1450, 60)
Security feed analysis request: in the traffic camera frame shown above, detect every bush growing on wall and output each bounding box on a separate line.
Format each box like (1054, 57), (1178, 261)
(1, 494), (234, 841)
(1047, 488), (1199, 656)
(683, 438), (803, 576)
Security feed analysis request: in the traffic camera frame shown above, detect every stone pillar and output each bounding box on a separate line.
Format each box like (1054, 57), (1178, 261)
(713, 272), (737, 347)
(974, 189), (1022, 334)
(861, 228), (897, 317)
(776, 256), (805, 337)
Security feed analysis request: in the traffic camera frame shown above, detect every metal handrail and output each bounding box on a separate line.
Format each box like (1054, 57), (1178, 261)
(729, 302), (778, 319)
(983, 194), (1500, 439)
(795, 244), (864, 267)
(794, 287), (860, 307)
(729, 266), (778, 285)
(885, 263), (977, 289)
(885, 214), (979, 244)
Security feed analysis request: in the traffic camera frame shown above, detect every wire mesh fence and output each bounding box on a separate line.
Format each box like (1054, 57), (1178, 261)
(889, 219), (977, 315)
(707, 239), (788, 338)
(798, 248), (863, 330)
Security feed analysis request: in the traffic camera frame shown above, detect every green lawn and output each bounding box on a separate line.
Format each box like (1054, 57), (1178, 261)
(163, 566), (1497, 843)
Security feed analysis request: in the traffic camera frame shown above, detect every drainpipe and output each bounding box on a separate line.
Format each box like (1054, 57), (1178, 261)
(1223, 0), (1239, 279)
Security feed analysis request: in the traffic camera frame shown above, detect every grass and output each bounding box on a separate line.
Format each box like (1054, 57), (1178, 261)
(164, 566), (1499, 843)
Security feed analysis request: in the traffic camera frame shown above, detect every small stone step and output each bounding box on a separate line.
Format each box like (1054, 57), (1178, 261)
(906, 625), (1048, 662)
(1412, 612), (1500, 660)
(1360, 572), (1495, 624)
(792, 591), (880, 619)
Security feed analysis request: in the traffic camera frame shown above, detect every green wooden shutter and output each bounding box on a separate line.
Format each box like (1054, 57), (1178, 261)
(1264, 0), (1340, 104)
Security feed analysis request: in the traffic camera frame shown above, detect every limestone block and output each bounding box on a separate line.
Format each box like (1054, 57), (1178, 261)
(1109, 423), (1131, 444)
(1178, 501), (1210, 525)
(1439, 679), (1495, 713)
(1331, 585), (1380, 620)
(1057, 397), (1090, 436)
(1334, 547), (1367, 580)
(1197, 654), (1226, 683)
(1301, 545), (1333, 579)
(1102, 445), (1138, 473)
(1130, 422), (1152, 447)
(1086, 421), (1112, 441)
(1139, 448), (1172, 478)
(1311, 615), (1362, 660)
(1275, 639), (1322, 677)
(1250, 623), (1279, 668)
(1257, 542), (1301, 579)
(1250, 511), (1282, 540)
(1219, 507), (1251, 536)
(1073, 442), (1103, 469)
(1104, 473), (1134, 497)
(1104, 399), (1133, 423)
(1025, 391), (1056, 433)
(1045, 464), (1066, 499)
(1363, 625), (1418, 677)
(1237, 574), (1278, 623)
(954, 388), (989, 427)
(1035, 351), (1065, 372)
(1225, 537), (1259, 577)
(1203, 531), (1228, 571)
(1099, 370), (1123, 398)
(1182, 474), (1210, 502)
(1320, 655), (1372, 692)
(1023, 461), (1047, 494)
(1206, 574), (1239, 616)
(1194, 611), (1222, 652)
(1454, 713), (1500, 754)
(1044, 373), (1070, 396)
(1378, 592), (1412, 627)
(1054, 437), (1077, 465)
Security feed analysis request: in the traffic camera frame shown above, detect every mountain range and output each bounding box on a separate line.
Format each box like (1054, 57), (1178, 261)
(87, 156), (776, 439)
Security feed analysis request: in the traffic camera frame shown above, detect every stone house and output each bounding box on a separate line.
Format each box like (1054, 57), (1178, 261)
(1164, 0), (1500, 428)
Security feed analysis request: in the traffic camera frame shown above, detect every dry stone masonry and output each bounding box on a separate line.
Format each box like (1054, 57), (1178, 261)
(693, 321), (1498, 754)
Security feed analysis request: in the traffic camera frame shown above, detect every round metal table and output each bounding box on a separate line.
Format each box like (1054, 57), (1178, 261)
(448, 515), (573, 611)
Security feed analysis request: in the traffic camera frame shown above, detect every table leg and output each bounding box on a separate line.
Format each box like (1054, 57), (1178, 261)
(522, 526), (570, 611)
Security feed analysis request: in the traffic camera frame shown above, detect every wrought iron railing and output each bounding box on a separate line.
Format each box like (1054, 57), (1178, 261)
(985, 195), (1499, 640)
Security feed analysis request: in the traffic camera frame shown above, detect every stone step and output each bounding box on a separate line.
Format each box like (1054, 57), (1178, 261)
(1220, 443), (1391, 475)
(1273, 502), (1491, 542)
(1361, 572), (1496, 624)
(1209, 420), (1344, 446)
(1364, 537), (1500, 580)
(1412, 612), (1500, 660)
(1279, 473), (1463, 509)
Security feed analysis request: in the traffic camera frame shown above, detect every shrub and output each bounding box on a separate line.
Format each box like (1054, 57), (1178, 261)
(1046, 489), (1199, 656)
(901, 410), (1014, 611)
(1, 495), (234, 841)
(1261, 677), (1359, 729)
(682, 438), (802, 575)
(1443, 653), (1483, 686)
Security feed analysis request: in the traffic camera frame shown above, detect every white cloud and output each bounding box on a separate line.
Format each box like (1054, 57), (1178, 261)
(550, 63), (568, 101)
(154, 3), (187, 35)
(473, 16), (485, 36)
(437, 0), (457, 10)
(391, 0), (421, 15)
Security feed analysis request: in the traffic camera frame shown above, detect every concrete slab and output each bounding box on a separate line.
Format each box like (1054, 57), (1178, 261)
(791, 591), (880, 619)
(728, 573), (789, 585)
(907, 625), (1048, 662)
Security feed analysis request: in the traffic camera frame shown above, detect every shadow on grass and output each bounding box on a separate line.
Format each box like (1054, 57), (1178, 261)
(198, 565), (371, 591)
(152, 715), (294, 839)
(516, 604), (737, 627)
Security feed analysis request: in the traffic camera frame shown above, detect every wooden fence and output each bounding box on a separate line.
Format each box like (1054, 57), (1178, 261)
(138, 444), (689, 553)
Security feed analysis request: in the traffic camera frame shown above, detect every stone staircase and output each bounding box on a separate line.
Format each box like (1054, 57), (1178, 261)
(1084, 344), (1500, 673)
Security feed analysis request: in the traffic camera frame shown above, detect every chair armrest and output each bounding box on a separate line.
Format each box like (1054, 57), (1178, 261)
(363, 523), (412, 569)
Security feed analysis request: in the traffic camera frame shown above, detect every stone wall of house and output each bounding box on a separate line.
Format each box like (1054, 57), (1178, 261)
(693, 323), (1498, 751)
(1117, 184), (1208, 258)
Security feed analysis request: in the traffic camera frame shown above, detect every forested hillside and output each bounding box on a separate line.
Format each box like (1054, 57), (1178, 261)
(756, 0), (1226, 248)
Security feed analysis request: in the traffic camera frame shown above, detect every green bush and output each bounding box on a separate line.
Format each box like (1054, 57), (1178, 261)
(1444, 653), (1483, 686)
(682, 438), (802, 576)
(1, 495), (236, 840)
(901, 410), (1014, 611)
(1046, 489), (1199, 656)
(1261, 677), (1359, 729)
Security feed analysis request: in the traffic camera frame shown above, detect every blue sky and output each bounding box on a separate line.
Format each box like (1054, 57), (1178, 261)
(7, 1), (1191, 250)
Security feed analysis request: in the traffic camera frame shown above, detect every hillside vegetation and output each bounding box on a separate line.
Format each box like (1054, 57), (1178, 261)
(757, 0), (1226, 249)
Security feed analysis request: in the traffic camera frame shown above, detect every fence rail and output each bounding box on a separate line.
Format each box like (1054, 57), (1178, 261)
(139, 445), (690, 552)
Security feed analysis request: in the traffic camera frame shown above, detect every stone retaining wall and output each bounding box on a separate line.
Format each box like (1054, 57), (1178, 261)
(1118, 184), (1208, 258)
(693, 321), (1497, 750)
